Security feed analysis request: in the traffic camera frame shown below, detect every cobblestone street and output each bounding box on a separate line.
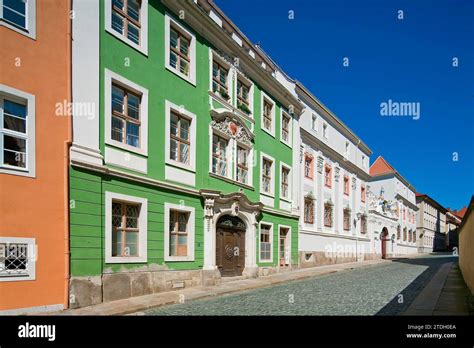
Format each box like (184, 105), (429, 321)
(146, 254), (458, 316)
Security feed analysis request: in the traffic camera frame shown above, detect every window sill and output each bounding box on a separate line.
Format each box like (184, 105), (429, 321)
(105, 256), (147, 264)
(280, 138), (292, 149)
(165, 256), (195, 262)
(105, 139), (148, 157)
(166, 65), (196, 86)
(209, 172), (254, 191)
(0, 19), (35, 40)
(260, 190), (275, 199)
(0, 165), (35, 178)
(167, 160), (196, 173)
(105, 27), (148, 56)
(261, 126), (275, 138)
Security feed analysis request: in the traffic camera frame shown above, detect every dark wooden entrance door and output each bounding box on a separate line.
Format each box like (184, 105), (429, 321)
(216, 216), (246, 277)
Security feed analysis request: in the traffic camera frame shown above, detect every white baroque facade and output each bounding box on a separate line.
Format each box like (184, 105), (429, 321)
(368, 157), (418, 258)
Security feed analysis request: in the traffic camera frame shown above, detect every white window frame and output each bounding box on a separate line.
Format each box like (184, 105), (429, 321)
(165, 14), (196, 86)
(280, 109), (292, 147)
(104, 69), (149, 156)
(165, 100), (197, 172)
(233, 141), (253, 187)
(0, 0), (36, 39)
(164, 202), (195, 262)
(209, 52), (232, 103)
(0, 237), (36, 282)
(259, 222), (273, 263)
(0, 84), (36, 177)
(279, 161), (292, 202)
(209, 128), (231, 179)
(104, 0), (148, 55)
(105, 191), (148, 264)
(260, 91), (275, 137)
(260, 152), (275, 197)
(235, 72), (254, 119)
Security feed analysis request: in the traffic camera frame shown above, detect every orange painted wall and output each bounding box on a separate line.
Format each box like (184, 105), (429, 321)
(0, 0), (71, 311)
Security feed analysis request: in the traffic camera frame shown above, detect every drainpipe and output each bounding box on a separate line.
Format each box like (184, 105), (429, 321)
(63, 0), (73, 310)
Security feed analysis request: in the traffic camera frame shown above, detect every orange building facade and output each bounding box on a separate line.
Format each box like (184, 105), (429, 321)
(0, 0), (71, 313)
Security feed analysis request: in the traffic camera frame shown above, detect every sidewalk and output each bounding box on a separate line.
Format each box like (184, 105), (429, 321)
(403, 261), (473, 315)
(60, 258), (391, 316)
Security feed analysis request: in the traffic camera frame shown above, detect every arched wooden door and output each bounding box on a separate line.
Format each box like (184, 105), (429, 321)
(216, 215), (246, 277)
(381, 227), (389, 259)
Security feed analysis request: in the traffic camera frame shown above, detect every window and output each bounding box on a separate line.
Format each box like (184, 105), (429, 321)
(304, 154), (313, 179)
(343, 208), (351, 231)
(212, 59), (229, 99)
(397, 226), (401, 240)
(164, 203), (195, 261)
(112, 201), (140, 257)
(281, 111), (291, 145)
(413, 231), (416, 242)
(345, 142), (350, 157)
(304, 198), (314, 224)
(261, 156), (274, 195)
(105, 69), (149, 157)
(324, 165), (332, 188)
(106, 0), (147, 54)
(0, 237), (36, 282)
(211, 133), (228, 177)
(236, 145), (249, 184)
(361, 215), (367, 234)
(324, 203), (333, 227)
(311, 114), (317, 131)
(236, 78), (251, 115)
(403, 208), (406, 220)
(165, 15), (196, 84)
(263, 99), (273, 132)
(170, 111), (191, 165)
(343, 176), (350, 195)
(259, 223), (272, 262)
(323, 123), (328, 138)
(111, 0), (141, 44)
(262, 158), (272, 193)
(0, 0), (36, 38)
(105, 192), (147, 263)
(408, 230), (412, 243)
(111, 84), (141, 148)
(165, 101), (197, 172)
(169, 210), (189, 257)
(281, 165), (290, 200)
(260, 92), (275, 136)
(403, 228), (407, 241)
(0, 85), (35, 177)
(361, 186), (366, 202)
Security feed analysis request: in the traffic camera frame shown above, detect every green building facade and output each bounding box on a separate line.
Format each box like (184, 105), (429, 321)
(69, 0), (304, 307)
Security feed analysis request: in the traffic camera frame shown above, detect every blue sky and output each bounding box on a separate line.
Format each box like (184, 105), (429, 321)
(215, 0), (474, 210)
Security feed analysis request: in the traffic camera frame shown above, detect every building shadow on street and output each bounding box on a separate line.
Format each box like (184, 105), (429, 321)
(375, 254), (457, 315)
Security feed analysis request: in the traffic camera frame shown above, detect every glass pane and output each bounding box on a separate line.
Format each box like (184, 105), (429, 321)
(127, 0), (140, 21)
(126, 122), (139, 147)
(112, 0), (124, 10)
(219, 160), (226, 176)
(111, 116), (124, 142)
(125, 231), (138, 244)
(170, 139), (178, 161)
(127, 93), (140, 119)
(3, 135), (26, 168)
(178, 213), (188, 231)
(170, 29), (178, 49)
(3, 3), (26, 28)
(4, 100), (26, 119)
(112, 230), (123, 256)
(180, 118), (190, 140)
(170, 234), (177, 256)
(212, 62), (218, 78)
(169, 51), (177, 69)
(127, 23), (140, 44)
(170, 114), (178, 136)
(112, 86), (124, 113)
(111, 11), (124, 34)
(180, 143), (189, 164)
(178, 235), (187, 245)
(4, 115), (26, 133)
(180, 37), (189, 56)
(179, 58), (189, 75)
(212, 157), (218, 174)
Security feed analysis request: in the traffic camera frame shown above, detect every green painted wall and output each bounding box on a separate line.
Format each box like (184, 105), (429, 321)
(70, 1), (299, 277)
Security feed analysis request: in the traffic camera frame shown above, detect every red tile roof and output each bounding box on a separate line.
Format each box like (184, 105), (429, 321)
(369, 156), (396, 176)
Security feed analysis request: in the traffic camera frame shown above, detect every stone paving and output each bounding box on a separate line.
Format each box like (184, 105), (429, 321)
(146, 255), (458, 316)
